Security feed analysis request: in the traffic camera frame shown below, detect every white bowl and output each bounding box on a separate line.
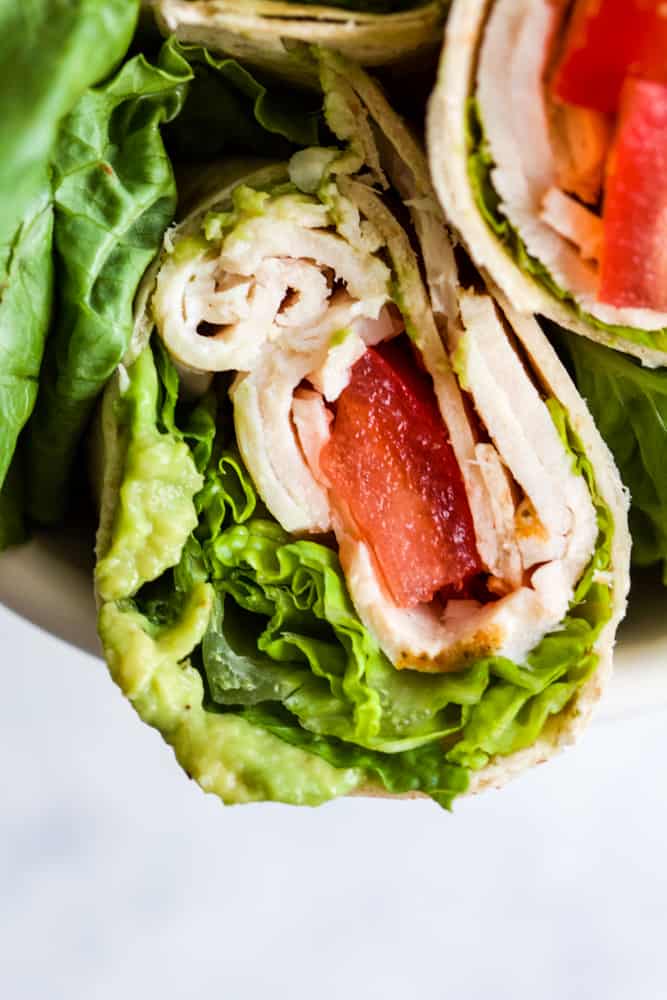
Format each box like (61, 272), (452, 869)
(1, 530), (663, 723)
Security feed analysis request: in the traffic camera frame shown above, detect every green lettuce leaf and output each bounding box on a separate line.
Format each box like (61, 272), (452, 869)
(0, 196), (53, 508)
(25, 40), (193, 525)
(466, 98), (667, 353)
(0, 0), (140, 544)
(199, 516), (481, 751)
(163, 43), (321, 161)
(153, 337), (219, 475)
(560, 329), (667, 578)
(238, 704), (470, 810)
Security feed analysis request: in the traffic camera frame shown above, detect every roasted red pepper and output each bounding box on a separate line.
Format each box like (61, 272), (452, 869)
(320, 341), (482, 608)
(551, 0), (667, 114)
(599, 77), (667, 311)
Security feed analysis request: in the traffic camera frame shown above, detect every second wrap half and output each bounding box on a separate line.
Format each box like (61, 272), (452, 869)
(428, 0), (667, 367)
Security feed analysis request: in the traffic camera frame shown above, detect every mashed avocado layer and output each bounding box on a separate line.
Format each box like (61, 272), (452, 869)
(98, 589), (361, 805)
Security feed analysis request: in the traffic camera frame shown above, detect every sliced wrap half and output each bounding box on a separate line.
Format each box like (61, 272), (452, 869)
(149, 1), (445, 84)
(427, 0), (667, 367)
(95, 49), (629, 809)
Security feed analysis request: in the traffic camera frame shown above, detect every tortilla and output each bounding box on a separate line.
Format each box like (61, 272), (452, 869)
(150, 0), (446, 85)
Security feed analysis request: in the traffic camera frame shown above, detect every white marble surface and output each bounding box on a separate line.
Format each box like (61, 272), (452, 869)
(3, 601), (667, 1000)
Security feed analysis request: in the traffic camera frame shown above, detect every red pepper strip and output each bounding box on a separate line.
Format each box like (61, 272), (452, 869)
(551, 0), (667, 114)
(599, 77), (667, 312)
(320, 340), (482, 608)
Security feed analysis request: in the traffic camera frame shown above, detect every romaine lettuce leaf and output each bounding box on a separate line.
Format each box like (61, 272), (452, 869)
(560, 329), (667, 578)
(26, 41), (193, 525)
(164, 44), (321, 161)
(0, 196), (53, 505)
(0, 0), (140, 544)
(466, 99), (667, 353)
(153, 337), (219, 475)
(0, 0), (139, 267)
(238, 704), (470, 810)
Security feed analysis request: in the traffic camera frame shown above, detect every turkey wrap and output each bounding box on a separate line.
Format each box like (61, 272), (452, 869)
(94, 49), (630, 808)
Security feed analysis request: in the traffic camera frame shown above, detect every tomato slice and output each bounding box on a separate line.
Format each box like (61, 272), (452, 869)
(598, 77), (667, 311)
(551, 0), (667, 114)
(319, 340), (482, 608)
